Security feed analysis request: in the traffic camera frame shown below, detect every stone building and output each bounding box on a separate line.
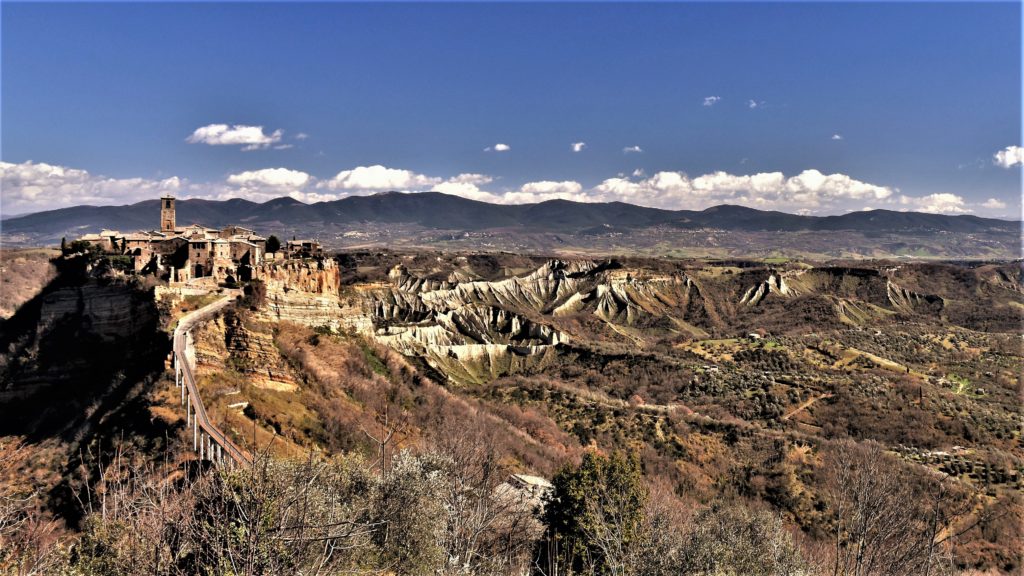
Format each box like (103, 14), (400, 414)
(77, 195), (268, 283)
(285, 238), (323, 259)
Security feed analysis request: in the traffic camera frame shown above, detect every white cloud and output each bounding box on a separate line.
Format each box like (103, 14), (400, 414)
(623, 145), (643, 154)
(227, 167), (311, 189)
(503, 181), (587, 204)
(273, 144), (294, 150)
(5, 159), (989, 218)
(632, 168), (646, 178)
(591, 168), (896, 212)
(831, 134), (843, 140)
(214, 167), (321, 203)
(703, 96), (721, 107)
(186, 124), (284, 151)
(294, 132), (309, 140)
(993, 145), (1023, 168)
(485, 143), (511, 152)
(433, 181), (499, 203)
(898, 193), (970, 214)
(571, 142), (587, 153)
(448, 173), (493, 186)
(784, 169), (893, 202)
(430, 177), (587, 205)
(748, 100), (759, 109)
(0, 160), (184, 215)
(432, 173), (500, 202)
(519, 180), (583, 196)
(321, 165), (441, 191)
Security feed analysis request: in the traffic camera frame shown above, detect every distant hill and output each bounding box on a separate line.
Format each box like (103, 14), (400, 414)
(3, 191), (1018, 245)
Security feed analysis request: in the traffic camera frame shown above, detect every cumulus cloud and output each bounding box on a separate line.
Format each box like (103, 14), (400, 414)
(748, 100), (760, 109)
(4, 159), (985, 217)
(591, 168), (895, 212)
(485, 143), (511, 152)
(431, 176), (588, 205)
(321, 165), (441, 191)
(898, 193), (970, 214)
(294, 132), (309, 140)
(503, 180), (587, 204)
(623, 145), (643, 154)
(831, 134), (843, 140)
(703, 96), (721, 107)
(186, 124), (284, 151)
(227, 167), (311, 189)
(433, 174), (500, 203)
(571, 142), (587, 153)
(209, 167), (322, 203)
(994, 145), (1023, 168)
(0, 160), (184, 215)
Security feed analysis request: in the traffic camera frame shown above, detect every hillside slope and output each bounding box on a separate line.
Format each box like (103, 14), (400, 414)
(3, 193), (1019, 259)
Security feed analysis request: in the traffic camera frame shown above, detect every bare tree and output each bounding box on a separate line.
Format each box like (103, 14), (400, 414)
(821, 439), (965, 576)
(677, 499), (805, 576)
(362, 401), (410, 480)
(432, 416), (541, 575)
(0, 439), (63, 576)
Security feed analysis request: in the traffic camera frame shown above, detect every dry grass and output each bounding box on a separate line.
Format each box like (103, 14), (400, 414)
(0, 249), (58, 319)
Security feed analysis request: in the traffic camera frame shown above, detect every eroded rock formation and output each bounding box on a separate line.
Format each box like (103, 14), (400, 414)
(256, 260), (366, 331)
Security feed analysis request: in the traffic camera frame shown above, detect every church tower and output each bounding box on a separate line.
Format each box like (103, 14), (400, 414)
(160, 195), (176, 232)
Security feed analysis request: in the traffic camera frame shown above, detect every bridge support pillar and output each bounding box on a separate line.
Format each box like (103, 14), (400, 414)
(200, 432), (205, 461)
(194, 418), (198, 451)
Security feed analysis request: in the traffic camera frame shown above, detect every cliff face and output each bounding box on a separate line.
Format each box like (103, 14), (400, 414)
(37, 283), (159, 344)
(192, 308), (298, 392)
(0, 265), (166, 438)
(361, 260), (708, 383)
(734, 267), (945, 320)
(255, 260), (365, 331)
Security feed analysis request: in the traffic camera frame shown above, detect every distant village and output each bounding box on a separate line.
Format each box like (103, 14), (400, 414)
(76, 195), (322, 283)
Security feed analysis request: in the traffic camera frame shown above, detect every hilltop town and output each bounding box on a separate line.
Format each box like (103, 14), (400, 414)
(74, 195), (323, 283)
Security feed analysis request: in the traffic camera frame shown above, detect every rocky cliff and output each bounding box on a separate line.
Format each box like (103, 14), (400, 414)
(736, 267), (944, 317)
(192, 308), (298, 392)
(255, 260), (365, 331)
(0, 262), (166, 438)
(362, 260), (716, 383)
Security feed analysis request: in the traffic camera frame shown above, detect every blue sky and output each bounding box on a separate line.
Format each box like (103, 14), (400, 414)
(1, 2), (1021, 217)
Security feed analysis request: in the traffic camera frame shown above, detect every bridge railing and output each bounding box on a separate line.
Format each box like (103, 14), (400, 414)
(172, 299), (253, 468)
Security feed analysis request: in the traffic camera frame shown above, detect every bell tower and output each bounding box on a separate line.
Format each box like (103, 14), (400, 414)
(160, 195), (176, 232)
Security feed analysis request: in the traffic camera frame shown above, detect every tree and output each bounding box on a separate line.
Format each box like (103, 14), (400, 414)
(265, 235), (281, 254)
(432, 415), (540, 575)
(820, 439), (965, 576)
(242, 279), (267, 309)
(371, 451), (446, 575)
(541, 450), (648, 575)
(0, 440), (62, 575)
(678, 500), (806, 576)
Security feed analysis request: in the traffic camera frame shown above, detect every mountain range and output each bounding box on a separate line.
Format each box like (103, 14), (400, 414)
(2, 192), (1020, 258)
